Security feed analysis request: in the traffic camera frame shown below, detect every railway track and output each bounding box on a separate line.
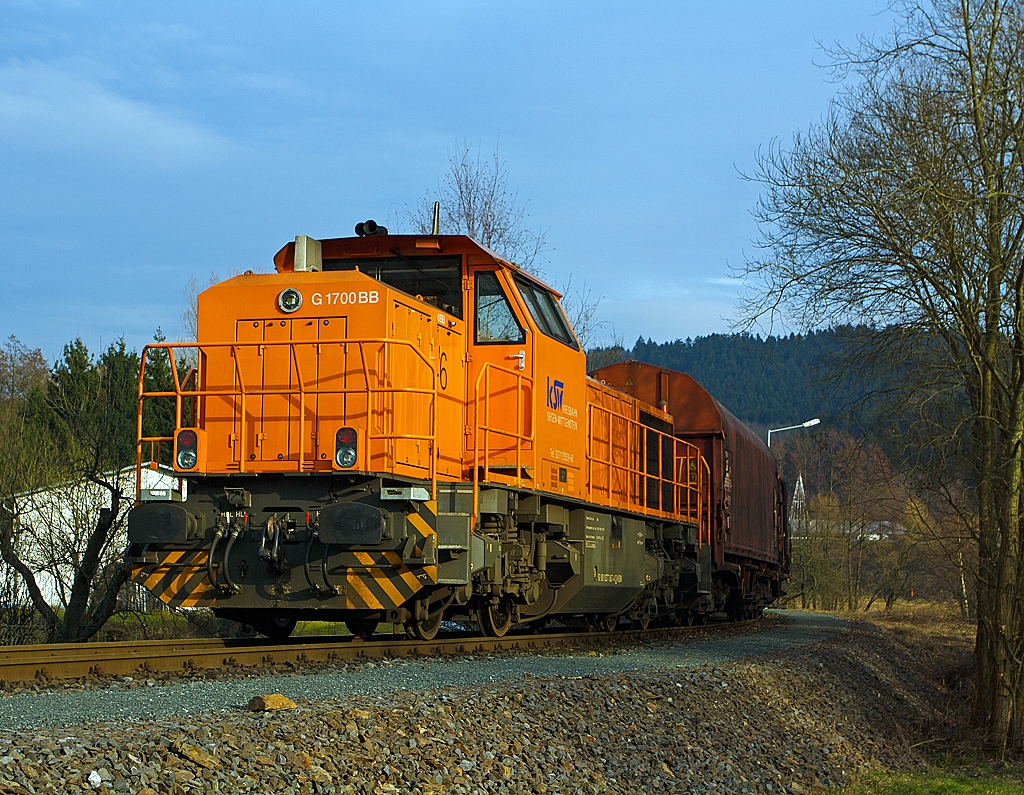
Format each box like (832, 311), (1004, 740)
(0, 619), (756, 685)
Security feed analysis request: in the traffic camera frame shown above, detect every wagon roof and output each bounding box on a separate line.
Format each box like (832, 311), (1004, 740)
(589, 359), (771, 456)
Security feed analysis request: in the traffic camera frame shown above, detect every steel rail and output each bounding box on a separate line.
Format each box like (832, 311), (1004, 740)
(0, 620), (755, 685)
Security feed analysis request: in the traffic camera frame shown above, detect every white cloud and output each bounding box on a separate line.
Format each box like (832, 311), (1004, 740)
(0, 60), (228, 166)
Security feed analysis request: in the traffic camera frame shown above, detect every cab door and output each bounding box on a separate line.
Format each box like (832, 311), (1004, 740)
(465, 268), (534, 483)
(433, 306), (465, 479)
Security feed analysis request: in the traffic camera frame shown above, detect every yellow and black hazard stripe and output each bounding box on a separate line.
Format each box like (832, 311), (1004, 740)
(327, 550), (433, 610)
(406, 499), (438, 556)
(132, 501), (441, 612)
(325, 502), (439, 610)
(130, 549), (217, 609)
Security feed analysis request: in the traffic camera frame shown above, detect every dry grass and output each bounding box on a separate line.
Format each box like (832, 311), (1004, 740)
(824, 602), (1024, 793)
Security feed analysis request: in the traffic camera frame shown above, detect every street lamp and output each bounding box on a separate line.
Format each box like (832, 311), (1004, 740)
(767, 417), (820, 448)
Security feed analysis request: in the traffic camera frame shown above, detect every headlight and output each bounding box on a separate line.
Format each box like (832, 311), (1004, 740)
(176, 429), (198, 470)
(277, 288), (302, 313)
(335, 427), (357, 468)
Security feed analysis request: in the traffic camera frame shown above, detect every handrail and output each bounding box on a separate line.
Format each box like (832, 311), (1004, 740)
(136, 339), (437, 500)
(472, 362), (535, 524)
(700, 457), (711, 545)
(586, 402), (707, 532)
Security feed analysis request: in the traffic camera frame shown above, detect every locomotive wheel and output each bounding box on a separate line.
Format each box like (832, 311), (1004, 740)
(478, 600), (513, 637)
(682, 611), (695, 627)
(254, 615), (297, 641)
(406, 610), (443, 641)
(589, 613), (618, 633)
(345, 617), (378, 640)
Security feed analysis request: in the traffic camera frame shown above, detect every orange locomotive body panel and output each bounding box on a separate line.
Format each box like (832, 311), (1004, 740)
(127, 229), (785, 637)
(194, 269), (447, 481)
(160, 234), (703, 525)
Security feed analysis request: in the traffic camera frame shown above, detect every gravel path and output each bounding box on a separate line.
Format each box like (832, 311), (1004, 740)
(0, 611), (842, 732)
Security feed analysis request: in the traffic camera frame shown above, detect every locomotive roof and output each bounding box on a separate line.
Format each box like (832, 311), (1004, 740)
(273, 233), (563, 298)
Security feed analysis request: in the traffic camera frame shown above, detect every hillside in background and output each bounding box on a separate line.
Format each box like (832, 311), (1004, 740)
(588, 329), (861, 437)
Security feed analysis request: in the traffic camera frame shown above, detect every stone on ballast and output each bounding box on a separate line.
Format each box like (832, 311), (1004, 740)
(172, 740), (218, 770)
(247, 694), (296, 712)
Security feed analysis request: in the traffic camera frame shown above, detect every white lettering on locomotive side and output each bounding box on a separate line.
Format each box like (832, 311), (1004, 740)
(545, 411), (579, 431)
(309, 291), (380, 307)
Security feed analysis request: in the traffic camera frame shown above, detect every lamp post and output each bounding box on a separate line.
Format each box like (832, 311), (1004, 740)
(767, 417), (820, 448)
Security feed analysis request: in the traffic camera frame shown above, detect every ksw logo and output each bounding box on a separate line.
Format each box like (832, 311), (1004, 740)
(546, 377), (564, 411)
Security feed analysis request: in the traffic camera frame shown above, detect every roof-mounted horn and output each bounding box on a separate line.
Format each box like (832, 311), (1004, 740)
(355, 219), (388, 237)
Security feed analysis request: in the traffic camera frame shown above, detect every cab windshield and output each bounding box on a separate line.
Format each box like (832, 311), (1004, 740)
(513, 275), (579, 349)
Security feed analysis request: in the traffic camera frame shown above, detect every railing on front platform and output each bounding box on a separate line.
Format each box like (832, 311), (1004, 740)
(135, 339), (437, 499)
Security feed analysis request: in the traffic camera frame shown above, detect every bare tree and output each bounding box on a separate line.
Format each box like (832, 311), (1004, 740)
(779, 432), (915, 611)
(0, 338), (140, 642)
(406, 140), (548, 274)
(404, 140), (611, 348)
(0, 337), (50, 643)
(741, 0), (1024, 754)
(559, 274), (606, 351)
(180, 272), (221, 343)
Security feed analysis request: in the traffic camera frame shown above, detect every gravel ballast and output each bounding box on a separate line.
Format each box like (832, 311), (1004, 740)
(0, 611), (958, 794)
(0, 611), (840, 732)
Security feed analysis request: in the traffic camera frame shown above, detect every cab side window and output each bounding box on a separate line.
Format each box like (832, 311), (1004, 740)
(475, 272), (525, 344)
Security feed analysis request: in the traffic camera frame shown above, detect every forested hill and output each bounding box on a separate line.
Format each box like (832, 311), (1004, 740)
(588, 330), (856, 433)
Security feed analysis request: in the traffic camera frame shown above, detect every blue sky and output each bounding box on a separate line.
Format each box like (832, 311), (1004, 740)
(0, 1), (894, 360)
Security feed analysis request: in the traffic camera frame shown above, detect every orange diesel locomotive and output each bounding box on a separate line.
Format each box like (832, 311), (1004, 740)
(127, 225), (788, 639)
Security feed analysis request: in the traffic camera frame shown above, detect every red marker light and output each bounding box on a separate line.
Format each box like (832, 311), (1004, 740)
(335, 427), (358, 468)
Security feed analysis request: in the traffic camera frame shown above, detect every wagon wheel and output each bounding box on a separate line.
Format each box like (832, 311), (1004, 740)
(478, 600), (514, 637)
(632, 610), (652, 631)
(345, 617), (378, 641)
(682, 611), (695, 627)
(406, 609), (443, 641)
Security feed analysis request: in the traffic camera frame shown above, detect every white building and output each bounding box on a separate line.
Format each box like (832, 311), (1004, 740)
(5, 464), (184, 607)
